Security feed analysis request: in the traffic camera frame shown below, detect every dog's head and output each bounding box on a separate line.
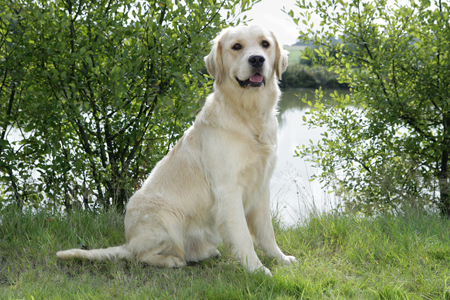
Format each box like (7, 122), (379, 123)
(205, 25), (288, 90)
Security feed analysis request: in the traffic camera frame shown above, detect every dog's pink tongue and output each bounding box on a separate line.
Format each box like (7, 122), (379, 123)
(249, 73), (263, 83)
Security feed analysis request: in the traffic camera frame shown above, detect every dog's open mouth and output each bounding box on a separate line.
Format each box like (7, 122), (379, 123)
(236, 73), (265, 88)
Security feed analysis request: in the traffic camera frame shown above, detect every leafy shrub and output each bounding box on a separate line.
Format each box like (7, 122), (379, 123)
(0, 0), (254, 211)
(292, 0), (450, 215)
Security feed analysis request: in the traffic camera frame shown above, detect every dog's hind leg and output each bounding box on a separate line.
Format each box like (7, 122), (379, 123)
(137, 244), (186, 268)
(184, 240), (220, 262)
(127, 225), (187, 268)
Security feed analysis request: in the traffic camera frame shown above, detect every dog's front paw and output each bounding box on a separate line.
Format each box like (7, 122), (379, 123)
(280, 255), (297, 265)
(250, 265), (272, 276)
(257, 266), (273, 277)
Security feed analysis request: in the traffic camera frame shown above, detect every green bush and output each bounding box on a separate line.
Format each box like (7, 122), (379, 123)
(0, 0), (254, 211)
(292, 0), (450, 215)
(281, 65), (348, 89)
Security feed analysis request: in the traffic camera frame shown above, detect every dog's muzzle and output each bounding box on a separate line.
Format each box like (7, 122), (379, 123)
(236, 73), (265, 88)
(236, 55), (266, 88)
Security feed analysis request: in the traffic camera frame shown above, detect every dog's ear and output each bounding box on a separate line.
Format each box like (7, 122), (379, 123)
(272, 31), (289, 79)
(204, 39), (223, 84)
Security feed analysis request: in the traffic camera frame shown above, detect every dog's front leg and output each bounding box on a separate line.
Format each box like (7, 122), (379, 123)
(246, 187), (297, 266)
(215, 187), (272, 276)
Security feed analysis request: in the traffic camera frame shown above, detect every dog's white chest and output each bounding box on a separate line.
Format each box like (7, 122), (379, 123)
(238, 125), (277, 207)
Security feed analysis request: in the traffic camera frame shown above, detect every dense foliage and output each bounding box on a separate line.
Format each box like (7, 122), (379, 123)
(0, 0), (254, 211)
(281, 64), (348, 89)
(292, 0), (450, 215)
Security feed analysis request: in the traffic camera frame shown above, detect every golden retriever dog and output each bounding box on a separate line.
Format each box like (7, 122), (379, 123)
(57, 25), (296, 276)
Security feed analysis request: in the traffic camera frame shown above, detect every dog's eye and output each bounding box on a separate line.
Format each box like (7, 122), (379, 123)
(232, 43), (242, 51)
(262, 41), (270, 48)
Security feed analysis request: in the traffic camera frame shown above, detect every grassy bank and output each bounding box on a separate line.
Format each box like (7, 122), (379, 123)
(282, 45), (349, 90)
(1, 208), (450, 299)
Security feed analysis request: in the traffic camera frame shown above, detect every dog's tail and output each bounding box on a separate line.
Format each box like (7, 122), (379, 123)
(56, 245), (132, 261)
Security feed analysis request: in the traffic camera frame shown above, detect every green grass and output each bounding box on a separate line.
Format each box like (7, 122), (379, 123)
(1, 207), (450, 299)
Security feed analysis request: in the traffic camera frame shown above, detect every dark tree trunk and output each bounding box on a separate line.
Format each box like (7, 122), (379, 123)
(107, 171), (127, 213)
(439, 114), (450, 217)
(439, 149), (450, 217)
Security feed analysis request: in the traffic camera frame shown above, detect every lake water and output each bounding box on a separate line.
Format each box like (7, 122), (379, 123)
(271, 89), (344, 225)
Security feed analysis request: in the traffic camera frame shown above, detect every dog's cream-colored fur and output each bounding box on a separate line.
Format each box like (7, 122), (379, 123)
(57, 25), (296, 275)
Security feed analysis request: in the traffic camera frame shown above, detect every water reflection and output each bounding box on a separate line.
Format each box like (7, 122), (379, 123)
(271, 89), (348, 225)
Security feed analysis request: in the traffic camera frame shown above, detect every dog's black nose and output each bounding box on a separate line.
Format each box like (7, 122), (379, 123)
(248, 55), (265, 68)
